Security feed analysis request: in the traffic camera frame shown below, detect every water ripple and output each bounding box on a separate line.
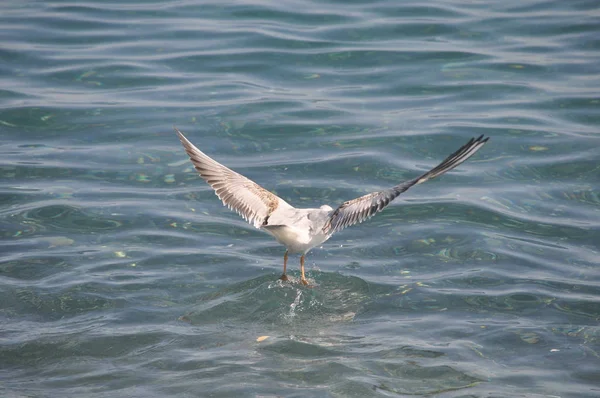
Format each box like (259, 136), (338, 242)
(1, 0), (600, 396)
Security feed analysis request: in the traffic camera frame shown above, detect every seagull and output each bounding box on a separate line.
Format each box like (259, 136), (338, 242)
(176, 128), (488, 285)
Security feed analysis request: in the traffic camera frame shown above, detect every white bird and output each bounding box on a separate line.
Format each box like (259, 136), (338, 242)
(176, 128), (488, 285)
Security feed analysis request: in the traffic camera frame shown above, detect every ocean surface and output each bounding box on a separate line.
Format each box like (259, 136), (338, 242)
(1, 1), (599, 396)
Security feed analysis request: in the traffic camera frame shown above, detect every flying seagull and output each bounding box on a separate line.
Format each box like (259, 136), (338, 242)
(176, 128), (488, 285)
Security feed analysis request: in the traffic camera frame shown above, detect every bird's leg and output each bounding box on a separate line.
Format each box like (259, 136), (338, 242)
(300, 255), (309, 285)
(279, 250), (289, 281)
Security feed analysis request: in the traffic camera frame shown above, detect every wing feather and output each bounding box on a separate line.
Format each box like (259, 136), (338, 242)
(176, 128), (288, 228)
(325, 135), (489, 234)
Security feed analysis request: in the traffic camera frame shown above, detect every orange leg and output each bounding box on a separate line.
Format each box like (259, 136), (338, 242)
(300, 255), (309, 285)
(279, 250), (289, 281)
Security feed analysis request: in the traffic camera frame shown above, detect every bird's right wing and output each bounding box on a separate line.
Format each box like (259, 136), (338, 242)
(324, 135), (489, 234)
(176, 128), (288, 228)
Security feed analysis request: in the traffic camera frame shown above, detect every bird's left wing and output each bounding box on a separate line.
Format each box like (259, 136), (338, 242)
(324, 135), (488, 234)
(176, 128), (289, 228)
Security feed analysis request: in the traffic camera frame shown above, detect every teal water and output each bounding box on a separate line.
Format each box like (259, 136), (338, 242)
(1, 0), (599, 396)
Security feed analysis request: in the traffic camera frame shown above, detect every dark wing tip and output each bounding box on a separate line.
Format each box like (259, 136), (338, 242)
(476, 134), (489, 143)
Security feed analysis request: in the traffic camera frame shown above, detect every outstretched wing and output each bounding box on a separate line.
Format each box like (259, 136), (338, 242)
(324, 135), (489, 234)
(176, 128), (288, 228)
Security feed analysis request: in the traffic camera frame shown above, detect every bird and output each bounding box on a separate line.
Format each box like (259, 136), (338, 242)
(176, 128), (488, 285)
